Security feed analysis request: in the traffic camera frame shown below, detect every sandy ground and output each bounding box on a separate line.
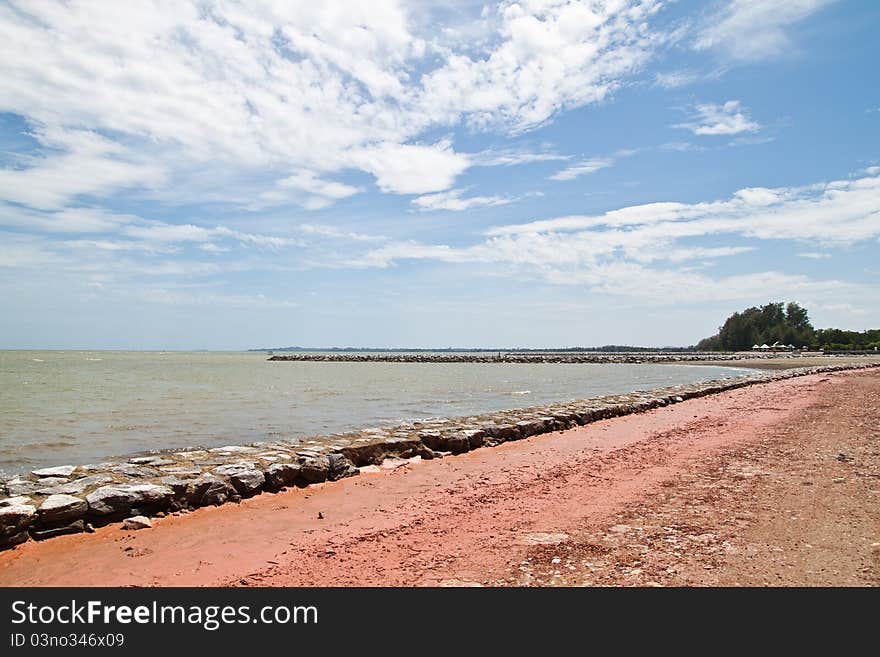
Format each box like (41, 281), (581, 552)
(1, 369), (877, 587)
(686, 355), (880, 370)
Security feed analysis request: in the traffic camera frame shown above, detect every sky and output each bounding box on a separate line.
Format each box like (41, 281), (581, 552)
(0, 0), (878, 350)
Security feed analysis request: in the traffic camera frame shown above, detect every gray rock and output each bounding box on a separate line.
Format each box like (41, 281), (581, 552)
(265, 463), (302, 490)
(185, 475), (235, 507)
(327, 454), (359, 481)
(109, 464), (159, 478)
(122, 515), (152, 530)
(128, 456), (174, 466)
(86, 483), (173, 516)
(31, 520), (84, 541)
(4, 478), (38, 496)
(32, 465), (77, 478)
(1, 502), (37, 547)
(0, 495), (33, 507)
(212, 464), (265, 496)
(32, 476), (68, 487)
(37, 474), (114, 496)
(298, 455), (330, 483)
(160, 466), (204, 476)
(38, 494), (88, 524)
(462, 429), (486, 449)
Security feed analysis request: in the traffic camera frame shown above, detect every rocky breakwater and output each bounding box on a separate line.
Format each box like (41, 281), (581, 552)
(269, 351), (783, 364)
(2, 362), (877, 550)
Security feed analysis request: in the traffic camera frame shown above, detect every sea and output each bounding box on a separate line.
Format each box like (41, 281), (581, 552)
(0, 350), (750, 475)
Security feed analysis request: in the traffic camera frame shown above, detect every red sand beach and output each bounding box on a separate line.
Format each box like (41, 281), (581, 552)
(1, 368), (878, 587)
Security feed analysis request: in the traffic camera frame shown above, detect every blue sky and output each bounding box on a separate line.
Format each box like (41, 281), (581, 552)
(0, 0), (878, 349)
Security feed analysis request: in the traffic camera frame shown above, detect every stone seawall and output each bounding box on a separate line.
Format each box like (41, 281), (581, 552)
(268, 351), (778, 364)
(1, 362), (877, 550)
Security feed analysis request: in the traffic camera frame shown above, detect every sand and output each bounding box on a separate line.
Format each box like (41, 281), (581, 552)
(1, 368), (877, 587)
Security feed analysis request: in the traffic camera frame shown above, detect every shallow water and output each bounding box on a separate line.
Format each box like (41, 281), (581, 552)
(0, 351), (749, 474)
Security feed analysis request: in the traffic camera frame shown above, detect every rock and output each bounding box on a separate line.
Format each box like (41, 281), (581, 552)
(160, 466), (204, 476)
(515, 420), (544, 437)
(32, 477), (68, 487)
(84, 523), (95, 533)
(128, 456), (174, 466)
(212, 465), (265, 497)
(86, 483), (173, 516)
(38, 494), (88, 524)
(265, 463), (302, 490)
(32, 465), (77, 478)
(109, 464), (159, 478)
(122, 516), (152, 530)
(1, 502), (37, 548)
(327, 454), (359, 481)
(185, 475), (235, 507)
(208, 445), (256, 454)
(299, 455), (330, 483)
(38, 474), (114, 496)
(462, 429), (486, 449)
(4, 478), (38, 496)
(31, 520), (85, 540)
(444, 433), (470, 454)
(0, 495), (33, 507)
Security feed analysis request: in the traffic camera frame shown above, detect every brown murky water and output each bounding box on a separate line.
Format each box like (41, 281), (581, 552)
(0, 350), (747, 473)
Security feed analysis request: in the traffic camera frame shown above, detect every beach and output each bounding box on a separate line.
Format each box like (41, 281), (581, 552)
(1, 364), (877, 587)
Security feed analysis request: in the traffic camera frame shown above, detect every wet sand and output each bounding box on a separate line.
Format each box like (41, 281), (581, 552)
(1, 368), (877, 587)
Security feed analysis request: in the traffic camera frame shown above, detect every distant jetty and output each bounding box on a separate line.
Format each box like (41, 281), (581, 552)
(267, 351), (796, 364)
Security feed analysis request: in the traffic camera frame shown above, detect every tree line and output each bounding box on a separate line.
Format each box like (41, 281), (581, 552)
(695, 302), (880, 351)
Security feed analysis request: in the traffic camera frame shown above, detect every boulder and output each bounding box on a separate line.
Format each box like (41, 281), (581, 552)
(38, 474), (114, 496)
(0, 495), (33, 507)
(185, 475), (235, 507)
(128, 456), (174, 466)
(298, 455), (330, 483)
(482, 424), (520, 445)
(4, 478), (38, 496)
(109, 464), (159, 478)
(0, 501), (37, 549)
(327, 454), (359, 481)
(122, 516), (152, 530)
(212, 465), (265, 497)
(86, 483), (173, 516)
(38, 494), (88, 524)
(31, 520), (84, 541)
(462, 429), (486, 449)
(32, 465), (77, 478)
(443, 433), (470, 454)
(265, 463), (302, 490)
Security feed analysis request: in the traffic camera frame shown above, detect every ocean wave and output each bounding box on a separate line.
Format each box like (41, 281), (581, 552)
(510, 390), (531, 395)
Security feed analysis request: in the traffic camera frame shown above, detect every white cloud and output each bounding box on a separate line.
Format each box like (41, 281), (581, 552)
(347, 141), (471, 195)
(0, 0), (669, 209)
(675, 100), (760, 136)
(0, 127), (164, 210)
(654, 70), (700, 89)
(472, 148), (570, 167)
(549, 158), (614, 181)
(412, 188), (515, 212)
(488, 170), (880, 244)
(346, 169), (880, 302)
(694, 0), (831, 61)
(254, 170), (362, 210)
(797, 252), (831, 259)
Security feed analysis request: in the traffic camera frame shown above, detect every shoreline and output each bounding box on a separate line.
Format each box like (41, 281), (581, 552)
(1, 358), (879, 553)
(0, 362), (880, 550)
(2, 366), (876, 586)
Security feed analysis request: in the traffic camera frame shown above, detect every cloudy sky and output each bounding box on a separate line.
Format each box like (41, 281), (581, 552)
(0, 0), (878, 349)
